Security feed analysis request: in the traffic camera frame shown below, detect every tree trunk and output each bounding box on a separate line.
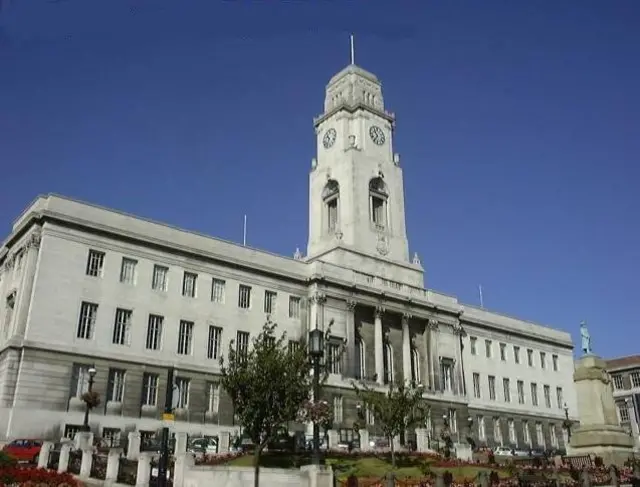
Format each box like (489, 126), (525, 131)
(389, 435), (396, 468)
(253, 447), (261, 487)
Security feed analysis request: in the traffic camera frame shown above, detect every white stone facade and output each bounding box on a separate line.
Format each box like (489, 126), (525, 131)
(0, 60), (577, 447)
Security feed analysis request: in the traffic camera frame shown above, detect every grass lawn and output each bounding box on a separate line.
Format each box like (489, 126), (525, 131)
(223, 452), (509, 481)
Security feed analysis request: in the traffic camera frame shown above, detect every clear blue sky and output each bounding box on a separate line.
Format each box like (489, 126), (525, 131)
(1, 1), (638, 359)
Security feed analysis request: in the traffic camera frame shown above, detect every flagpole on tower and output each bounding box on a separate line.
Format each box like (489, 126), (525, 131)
(350, 34), (355, 65)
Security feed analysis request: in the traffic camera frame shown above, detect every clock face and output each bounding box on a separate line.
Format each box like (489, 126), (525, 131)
(369, 125), (385, 145)
(323, 128), (337, 149)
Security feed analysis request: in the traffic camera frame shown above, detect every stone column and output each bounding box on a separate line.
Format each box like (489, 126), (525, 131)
(173, 453), (195, 487)
(80, 448), (93, 478)
(38, 441), (53, 468)
(345, 300), (357, 378)
(452, 324), (465, 395)
(428, 319), (440, 391)
(309, 292), (326, 331)
(75, 431), (93, 451)
(359, 429), (370, 451)
(402, 313), (412, 384)
(127, 431), (141, 460)
(175, 432), (188, 455)
(374, 306), (385, 385)
(136, 452), (152, 487)
(58, 444), (71, 473)
(219, 431), (230, 452)
(13, 230), (41, 336)
(106, 448), (123, 482)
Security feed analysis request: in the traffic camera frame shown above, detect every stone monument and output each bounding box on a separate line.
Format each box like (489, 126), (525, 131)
(569, 322), (634, 465)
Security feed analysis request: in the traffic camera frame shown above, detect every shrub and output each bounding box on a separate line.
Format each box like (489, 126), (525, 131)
(0, 453), (16, 469)
(0, 466), (81, 486)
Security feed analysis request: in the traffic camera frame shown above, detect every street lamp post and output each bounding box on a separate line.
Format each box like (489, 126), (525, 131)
(308, 328), (324, 466)
(82, 366), (97, 431)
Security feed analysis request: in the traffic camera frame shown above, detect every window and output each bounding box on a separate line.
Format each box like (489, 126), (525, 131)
(86, 250), (105, 277)
(369, 177), (388, 229)
(207, 383), (220, 414)
(540, 352), (546, 370)
(146, 314), (163, 350)
(449, 409), (458, 433)
(288, 340), (300, 355)
(470, 337), (477, 355)
(619, 403), (630, 422)
(142, 373), (158, 406)
(236, 331), (250, 357)
(550, 424), (558, 447)
(102, 428), (121, 448)
(513, 346), (520, 364)
(517, 381), (525, 404)
(333, 396), (344, 423)
(207, 326), (222, 360)
(531, 383), (538, 406)
(523, 421), (531, 445)
(552, 354), (559, 372)
(152, 265), (168, 291)
(612, 375), (624, 390)
(556, 387), (563, 409)
(477, 416), (486, 440)
(107, 369), (126, 402)
(441, 359), (453, 392)
(383, 343), (394, 384)
(238, 285), (252, 309)
(632, 372), (640, 388)
(485, 340), (492, 358)
(175, 377), (190, 408)
(503, 378), (511, 403)
(535, 422), (544, 447)
(211, 278), (226, 303)
(493, 418), (502, 445)
(327, 342), (342, 375)
(288, 296), (301, 319)
(327, 198), (338, 233)
(112, 308), (132, 346)
(527, 349), (534, 367)
(367, 407), (375, 425)
(71, 364), (92, 397)
(508, 419), (516, 444)
(488, 375), (496, 400)
(119, 257), (137, 284)
(264, 290), (277, 314)
(543, 385), (551, 408)
(355, 339), (366, 380)
(323, 180), (340, 233)
(410, 348), (420, 384)
(77, 302), (98, 339)
(177, 320), (194, 355)
(500, 343), (507, 361)
(473, 373), (481, 399)
(182, 272), (197, 297)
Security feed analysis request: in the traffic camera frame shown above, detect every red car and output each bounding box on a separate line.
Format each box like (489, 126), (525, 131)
(2, 439), (43, 463)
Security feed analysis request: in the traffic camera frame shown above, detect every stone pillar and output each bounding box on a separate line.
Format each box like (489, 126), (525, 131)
(402, 313), (412, 384)
(415, 428), (429, 452)
(13, 230), (41, 336)
(175, 432), (188, 455)
(219, 431), (230, 452)
(328, 430), (339, 449)
(106, 448), (123, 482)
(359, 429), (370, 451)
(136, 452), (153, 487)
(127, 431), (141, 460)
(374, 306), (385, 385)
(58, 444), (71, 473)
(80, 448), (93, 478)
(38, 441), (53, 468)
(428, 319), (439, 391)
(173, 453), (195, 487)
(309, 292), (326, 331)
(452, 324), (465, 395)
(345, 300), (357, 378)
(75, 431), (93, 451)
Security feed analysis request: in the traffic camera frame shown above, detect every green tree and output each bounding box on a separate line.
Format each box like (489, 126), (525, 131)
(219, 320), (313, 487)
(353, 380), (428, 467)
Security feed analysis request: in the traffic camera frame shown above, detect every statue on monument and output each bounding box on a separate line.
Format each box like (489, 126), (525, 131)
(580, 321), (592, 355)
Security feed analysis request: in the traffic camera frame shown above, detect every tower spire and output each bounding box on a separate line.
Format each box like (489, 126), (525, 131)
(350, 34), (355, 65)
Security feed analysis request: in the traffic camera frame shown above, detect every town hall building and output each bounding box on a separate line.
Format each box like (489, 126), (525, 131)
(0, 56), (577, 450)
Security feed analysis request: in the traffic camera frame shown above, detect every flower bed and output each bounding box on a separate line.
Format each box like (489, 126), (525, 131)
(0, 466), (82, 486)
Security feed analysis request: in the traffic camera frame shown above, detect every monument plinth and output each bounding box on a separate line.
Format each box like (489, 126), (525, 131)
(569, 354), (634, 465)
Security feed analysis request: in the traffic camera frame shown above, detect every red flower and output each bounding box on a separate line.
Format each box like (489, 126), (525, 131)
(0, 466), (82, 486)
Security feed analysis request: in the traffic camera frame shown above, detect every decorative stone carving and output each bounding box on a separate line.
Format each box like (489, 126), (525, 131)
(452, 322), (465, 336)
(374, 306), (385, 318)
(410, 334), (418, 347)
(334, 230), (343, 241)
(293, 248), (303, 260)
(427, 318), (439, 330)
(348, 135), (356, 148)
(412, 252), (421, 265)
(376, 234), (389, 256)
(27, 230), (42, 249)
(402, 312), (413, 323)
(346, 300), (357, 311)
(383, 326), (391, 341)
(310, 292), (327, 305)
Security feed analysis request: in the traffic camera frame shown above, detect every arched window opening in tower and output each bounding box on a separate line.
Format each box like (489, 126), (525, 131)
(322, 179), (340, 234)
(368, 177), (388, 230)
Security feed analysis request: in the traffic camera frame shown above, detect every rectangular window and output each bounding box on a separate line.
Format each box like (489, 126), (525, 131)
(327, 198), (338, 233)
(513, 346), (520, 364)
(613, 375), (624, 390)
(371, 196), (386, 227)
(441, 360), (453, 392)
(177, 320), (194, 355)
(499, 343), (507, 361)
(288, 340), (299, 354)
(556, 387), (563, 409)
(523, 421), (531, 445)
(544, 385), (551, 408)
(508, 419), (516, 444)
(236, 331), (250, 357)
(333, 396), (344, 423)
(175, 377), (190, 408)
(473, 373), (481, 398)
(485, 340), (492, 358)
(470, 337), (477, 355)
(536, 422), (544, 447)
(119, 257), (137, 284)
(182, 272), (197, 297)
(488, 375), (496, 400)
(77, 302), (98, 339)
(112, 308), (132, 346)
(152, 265), (168, 291)
(327, 342), (342, 375)
(70, 364), (92, 397)
(477, 416), (486, 440)
(632, 372), (640, 388)
(142, 373), (158, 406)
(207, 326), (222, 360)
(86, 250), (105, 277)
(493, 418), (502, 445)
(106, 369), (126, 402)
(289, 296), (301, 319)
(238, 285), (252, 309)
(503, 378), (511, 403)
(211, 278), (225, 303)
(550, 424), (558, 447)
(552, 354), (559, 372)
(531, 383), (539, 406)
(527, 349), (534, 367)
(207, 382), (220, 414)
(264, 290), (277, 314)
(517, 380), (525, 404)
(146, 315), (163, 350)
(540, 352), (546, 370)
(619, 403), (630, 422)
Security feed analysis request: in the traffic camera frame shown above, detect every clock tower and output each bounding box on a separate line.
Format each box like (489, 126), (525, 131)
(307, 58), (420, 281)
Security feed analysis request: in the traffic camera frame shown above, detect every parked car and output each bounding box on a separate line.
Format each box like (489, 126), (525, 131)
(494, 446), (514, 456)
(2, 439), (43, 463)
